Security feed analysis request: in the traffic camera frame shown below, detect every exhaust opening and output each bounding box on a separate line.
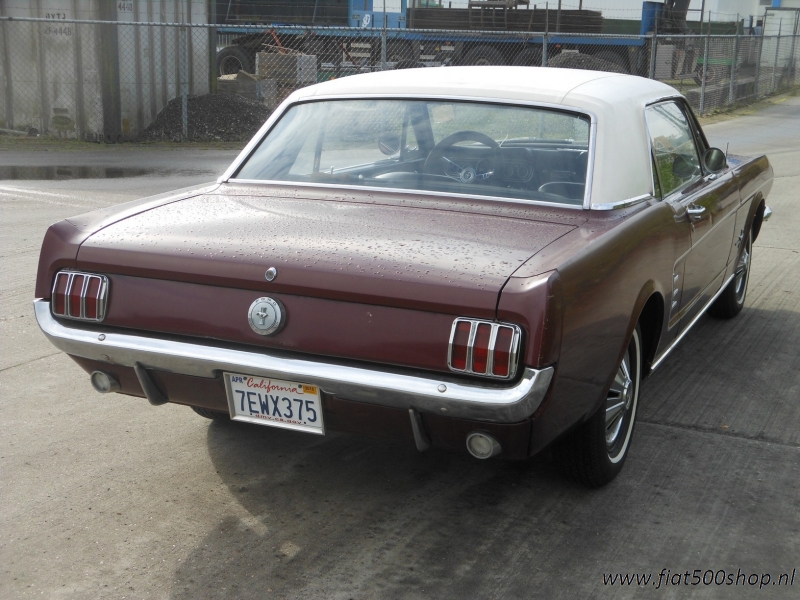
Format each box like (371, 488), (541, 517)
(90, 371), (120, 394)
(466, 432), (502, 459)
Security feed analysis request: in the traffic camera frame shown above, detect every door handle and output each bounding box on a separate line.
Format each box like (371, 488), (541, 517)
(686, 204), (706, 221)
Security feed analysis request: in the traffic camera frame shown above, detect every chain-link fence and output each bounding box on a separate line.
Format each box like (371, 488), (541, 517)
(1, 16), (798, 142)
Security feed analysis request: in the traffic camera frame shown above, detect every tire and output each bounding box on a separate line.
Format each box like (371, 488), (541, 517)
(708, 228), (751, 319)
(191, 406), (230, 421)
(512, 47), (543, 67)
(217, 45), (254, 76)
(462, 45), (505, 66)
(692, 64), (727, 86)
(556, 324), (642, 487)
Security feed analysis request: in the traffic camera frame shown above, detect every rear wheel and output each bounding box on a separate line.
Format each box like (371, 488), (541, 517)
(709, 228), (751, 319)
(217, 45), (254, 76)
(192, 406), (229, 421)
(556, 325), (642, 487)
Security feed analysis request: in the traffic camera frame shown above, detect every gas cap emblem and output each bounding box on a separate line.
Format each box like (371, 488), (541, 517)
(247, 297), (285, 336)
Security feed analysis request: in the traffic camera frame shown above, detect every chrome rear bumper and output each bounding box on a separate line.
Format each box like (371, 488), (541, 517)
(34, 299), (553, 423)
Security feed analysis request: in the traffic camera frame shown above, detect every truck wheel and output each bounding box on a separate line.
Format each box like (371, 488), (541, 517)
(693, 64), (726, 86)
(556, 325), (642, 487)
(595, 50), (629, 73)
(512, 47), (543, 66)
(217, 45), (254, 76)
(191, 406), (230, 421)
(463, 45), (505, 66)
(708, 229), (751, 319)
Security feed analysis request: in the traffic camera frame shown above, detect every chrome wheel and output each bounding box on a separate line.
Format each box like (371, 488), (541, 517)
(555, 324), (643, 486)
(605, 328), (641, 463)
(734, 230), (751, 305)
(606, 353), (633, 447)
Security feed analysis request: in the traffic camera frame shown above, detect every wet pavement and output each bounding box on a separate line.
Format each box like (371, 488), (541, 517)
(1, 99), (799, 599)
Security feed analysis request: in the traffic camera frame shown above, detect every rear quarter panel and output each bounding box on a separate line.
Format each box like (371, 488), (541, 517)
(519, 200), (691, 454)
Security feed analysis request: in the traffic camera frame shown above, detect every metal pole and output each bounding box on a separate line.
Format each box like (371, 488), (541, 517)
(381, 0), (387, 71)
(729, 33), (739, 106)
(700, 31), (709, 114)
(543, 3), (548, 67)
(180, 25), (188, 140)
(788, 13), (799, 89)
(556, 0), (561, 34)
(649, 32), (657, 79)
(699, 0), (706, 35)
(754, 30), (763, 98)
(771, 21), (781, 93)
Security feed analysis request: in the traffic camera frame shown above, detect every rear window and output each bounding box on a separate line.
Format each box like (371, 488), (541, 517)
(234, 99), (591, 205)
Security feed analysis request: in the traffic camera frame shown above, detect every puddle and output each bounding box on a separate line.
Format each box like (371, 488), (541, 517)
(0, 166), (210, 180)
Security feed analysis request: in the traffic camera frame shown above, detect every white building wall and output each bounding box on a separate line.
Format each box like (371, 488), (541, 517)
(0, 0), (209, 138)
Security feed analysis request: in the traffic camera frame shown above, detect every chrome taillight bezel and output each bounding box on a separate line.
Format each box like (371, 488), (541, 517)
(447, 318), (522, 380)
(51, 271), (109, 322)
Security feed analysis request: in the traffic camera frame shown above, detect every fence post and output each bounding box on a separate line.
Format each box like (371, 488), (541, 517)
(2, 19), (15, 130)
(542, 33), (548, 67)
(700, 33), (710, 115)
(754, 32), (763, 98)
(381, 28), (387, 71)
(180, 25), (188, 140)
(771, 23), (782, 93)
(649, 32), (657, 79)
(728, 34), (739, 106)
(787, 24), (799, 89)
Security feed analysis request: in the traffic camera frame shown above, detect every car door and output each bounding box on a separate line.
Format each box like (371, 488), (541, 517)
(646, 100), (739, 329)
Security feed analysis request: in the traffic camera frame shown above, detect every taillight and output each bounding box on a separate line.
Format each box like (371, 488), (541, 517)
(447, 318), (521, 380)
(51, 271), (109, 322)
(450, 320), (471, 370)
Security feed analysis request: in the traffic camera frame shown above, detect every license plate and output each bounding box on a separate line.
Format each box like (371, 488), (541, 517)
(224, 373), (324, 435)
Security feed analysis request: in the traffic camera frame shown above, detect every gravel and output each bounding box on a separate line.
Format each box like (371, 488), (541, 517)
(140, 93), (273, 142)
(548, 52), (628, 74)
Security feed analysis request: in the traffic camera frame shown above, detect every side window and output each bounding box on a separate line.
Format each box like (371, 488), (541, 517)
(645, 102), (702, 197)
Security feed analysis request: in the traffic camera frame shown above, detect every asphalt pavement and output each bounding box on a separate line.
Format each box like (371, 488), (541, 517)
(1, 98), (798, 599)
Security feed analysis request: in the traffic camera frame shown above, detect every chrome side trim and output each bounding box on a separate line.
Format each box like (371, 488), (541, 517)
(651, 273), (735, 371)
(583, 118), (598, 210)
(34, 300), (553, 423)
(590, 194), (654, 211)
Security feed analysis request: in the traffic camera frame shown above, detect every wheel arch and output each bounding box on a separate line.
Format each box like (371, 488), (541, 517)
(751, 193), (766, 242)
(637, 289), (665, 378)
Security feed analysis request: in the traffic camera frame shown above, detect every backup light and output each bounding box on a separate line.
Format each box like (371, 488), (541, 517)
(51, 271), (109, 322)
(447, 318), (521, 380)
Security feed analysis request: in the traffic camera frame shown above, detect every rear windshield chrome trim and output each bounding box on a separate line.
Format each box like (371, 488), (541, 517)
(34, 299), (554, 423)
(221, 93), (598, 211)
(228, 179), (586, 211)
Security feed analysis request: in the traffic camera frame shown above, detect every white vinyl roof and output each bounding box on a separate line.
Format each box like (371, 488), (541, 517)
(279, 67), (684, 208)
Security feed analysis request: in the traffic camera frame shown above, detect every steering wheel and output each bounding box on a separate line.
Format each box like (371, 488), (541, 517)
(422, 130), (501, 184)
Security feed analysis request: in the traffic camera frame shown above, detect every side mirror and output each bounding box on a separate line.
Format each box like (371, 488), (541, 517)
(703, 147), (727, 173)
(378, 132), (401, 156)
(672, 154), (698, 179)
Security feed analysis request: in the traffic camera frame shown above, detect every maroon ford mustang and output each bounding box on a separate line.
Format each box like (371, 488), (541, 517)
(34, 67), (773, 486)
